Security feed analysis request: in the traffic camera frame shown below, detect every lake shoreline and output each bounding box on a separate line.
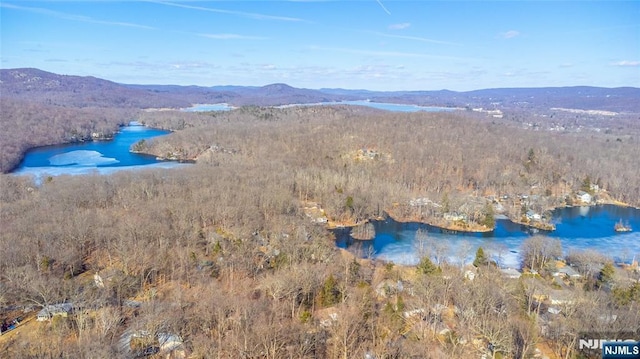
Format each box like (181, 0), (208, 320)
(384, 209), (494, 233)
(336, 203), (640, 269)
(325, 198), (639, 239)
(9, 122), (183, 178)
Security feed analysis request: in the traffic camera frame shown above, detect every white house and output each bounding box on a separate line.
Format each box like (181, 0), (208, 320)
(577, 191), (592, 203)
(525, 210), (542, 221)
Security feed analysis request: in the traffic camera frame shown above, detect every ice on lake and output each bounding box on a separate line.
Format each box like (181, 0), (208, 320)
(49, 150), (120, 167)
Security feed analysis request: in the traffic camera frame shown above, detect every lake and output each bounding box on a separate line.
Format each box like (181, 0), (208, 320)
(183, 103), (235, 112)
(185, 101), (457, 113)
(335, 205), (640, 268)
(12, 123), (189, 180)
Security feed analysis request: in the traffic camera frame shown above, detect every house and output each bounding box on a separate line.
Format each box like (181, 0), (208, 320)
(553, 266), (581, 279)
(548, 290), (575, 306)
(443, 213), (466, 222)
(577, 191), (592, 203)
(36, 303), (73, 321)
(120, 330), (186, 358)
(526, 210), (542, 221)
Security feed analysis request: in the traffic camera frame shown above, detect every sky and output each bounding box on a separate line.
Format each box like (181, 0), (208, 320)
(1, 1), (639, 91)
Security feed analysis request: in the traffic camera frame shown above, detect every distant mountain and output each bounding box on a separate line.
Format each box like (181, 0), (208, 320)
(125, 83), (241, 105)
(0, 68), (189, 108)
(319, 88), (380, 97)
(128, 82), (348, 106)
(227, 83), (348, 105)
(210, 85), (260, 92)
(2, 68), (638, 112)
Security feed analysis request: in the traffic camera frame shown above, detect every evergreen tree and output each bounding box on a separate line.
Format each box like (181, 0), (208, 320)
(581, 176), (593, 194)
(319, 274), (341, 306)
(441, 193), (450, 214)
(417, 256), (438, 275)
(597, 262), (615, 290)
(481, 202), (495, 228)
(473, 247), (488, 267)
(345, 196), (354, 212)
(527, 148), (536, 163)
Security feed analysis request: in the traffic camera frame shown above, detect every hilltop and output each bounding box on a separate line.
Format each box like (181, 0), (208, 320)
(0, 68), (189, 108)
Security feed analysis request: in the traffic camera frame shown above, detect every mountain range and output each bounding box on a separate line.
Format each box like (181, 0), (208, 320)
(2, 68), (639, 112)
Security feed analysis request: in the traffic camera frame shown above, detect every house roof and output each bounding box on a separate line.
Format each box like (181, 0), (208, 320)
(37, 303), (73, 318)
(501, 268), (522, 279)
(554, 266), (581, 277)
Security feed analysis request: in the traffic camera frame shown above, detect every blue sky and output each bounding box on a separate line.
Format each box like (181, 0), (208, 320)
(1, 1), (639, 91)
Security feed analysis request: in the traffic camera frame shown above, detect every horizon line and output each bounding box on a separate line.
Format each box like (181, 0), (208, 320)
(1, 67), (638, 93)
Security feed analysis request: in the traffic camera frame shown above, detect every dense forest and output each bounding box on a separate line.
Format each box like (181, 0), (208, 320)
(2, 102), (640, 358)
(135, 105), (640, 224)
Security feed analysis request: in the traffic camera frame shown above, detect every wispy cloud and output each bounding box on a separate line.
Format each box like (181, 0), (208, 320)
(388, 22), (411, 30)
(199, 33), (267, 40)
(1, 3), (154, 29)
(500, 30), (520, 39)
(611, 60), (640, 67)
(367, 31), (459, 46)
(149, 1), (307, 22)
(376, 0), (391, 15)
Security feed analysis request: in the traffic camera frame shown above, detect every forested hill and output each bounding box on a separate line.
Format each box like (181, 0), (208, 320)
(0, 68), (189, 108)
(126, 82), (349, 106)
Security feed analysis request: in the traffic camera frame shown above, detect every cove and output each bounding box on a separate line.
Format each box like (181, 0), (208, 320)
(335, 205), (640, 269)
(11, 122), (189, 180)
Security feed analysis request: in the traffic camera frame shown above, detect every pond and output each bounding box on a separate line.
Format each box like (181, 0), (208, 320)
(11, 122), (189, 180)
(335, 205), (640, 269)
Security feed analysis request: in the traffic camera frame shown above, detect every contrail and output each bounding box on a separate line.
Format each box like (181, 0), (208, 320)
(376, 0), (391, 15)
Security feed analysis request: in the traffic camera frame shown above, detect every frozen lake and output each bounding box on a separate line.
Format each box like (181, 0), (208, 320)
(335, 205), (640, 268)
(12, 123), (189, 181)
